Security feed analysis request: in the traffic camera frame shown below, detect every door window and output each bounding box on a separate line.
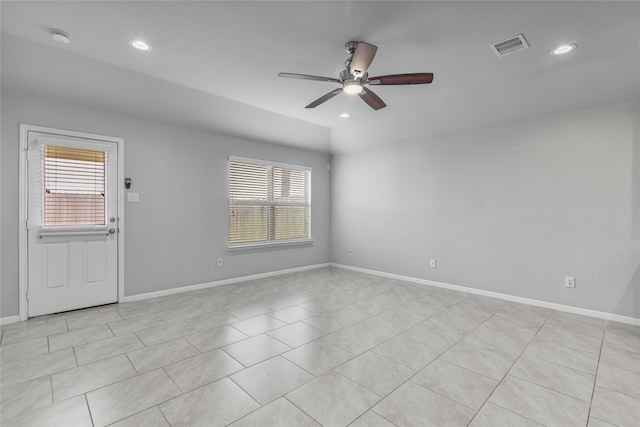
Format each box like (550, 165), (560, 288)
(42, 145), (107, 226)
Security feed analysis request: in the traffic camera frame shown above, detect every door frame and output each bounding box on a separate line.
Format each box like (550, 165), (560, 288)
(18, 124), (125, 321)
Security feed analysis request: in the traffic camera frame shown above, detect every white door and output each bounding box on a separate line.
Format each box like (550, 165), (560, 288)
(27, 131), (118, 317)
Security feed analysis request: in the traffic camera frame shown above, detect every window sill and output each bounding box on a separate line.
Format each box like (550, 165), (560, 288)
(227, 238), (314, 251)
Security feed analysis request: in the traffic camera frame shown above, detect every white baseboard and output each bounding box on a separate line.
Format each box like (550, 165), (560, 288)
(121, 263), (332, 303)
(0, 315), (21, 326)
(332, 263), (640, 327)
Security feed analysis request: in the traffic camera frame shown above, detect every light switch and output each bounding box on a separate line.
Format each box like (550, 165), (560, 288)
(127, 192), (140, 203)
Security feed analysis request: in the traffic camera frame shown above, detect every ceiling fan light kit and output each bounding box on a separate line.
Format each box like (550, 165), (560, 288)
(343, 80), (363, 95)
(279, 40), (434, 110)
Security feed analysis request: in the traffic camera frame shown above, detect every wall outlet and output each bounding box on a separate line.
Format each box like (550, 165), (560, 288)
(565, 276), (575, 288)
(429, 259), (436, 268)
(217, 258), (224, 268)
(349, 248), (354, 256)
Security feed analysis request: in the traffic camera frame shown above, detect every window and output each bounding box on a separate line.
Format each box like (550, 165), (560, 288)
(229, 157), (311, 247)
(43, 145), (107, 226)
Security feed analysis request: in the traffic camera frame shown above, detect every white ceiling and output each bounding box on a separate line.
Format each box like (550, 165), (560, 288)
(2, 1), (639, 154)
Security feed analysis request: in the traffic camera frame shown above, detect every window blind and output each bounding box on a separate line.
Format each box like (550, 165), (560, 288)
(43, 145), (107, 226)
(229, 158), (310, 245)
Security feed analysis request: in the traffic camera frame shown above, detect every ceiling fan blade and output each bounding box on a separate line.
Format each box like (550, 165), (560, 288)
(278, 72), (340, 83)
(368, 73), (434, 85)
(350, 42), (378, 76)
(305, 88), (343, 108)
(359, 88), (386, 110)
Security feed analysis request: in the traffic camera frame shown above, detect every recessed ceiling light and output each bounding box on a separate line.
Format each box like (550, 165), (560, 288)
(129, 39), (151, 51)
(339, 113), (350, 118)
(552, 44), (576, 55)
(50, 29), (71, 44)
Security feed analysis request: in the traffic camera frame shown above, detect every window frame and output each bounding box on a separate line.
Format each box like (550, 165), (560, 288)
(227, 156), (313, 250)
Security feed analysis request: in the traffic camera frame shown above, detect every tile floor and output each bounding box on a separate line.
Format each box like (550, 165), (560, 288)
(1, 267), (639, 426)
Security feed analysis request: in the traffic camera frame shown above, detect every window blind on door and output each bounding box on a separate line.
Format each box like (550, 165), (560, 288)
(43, 145), (107, 226)
(229, 158), (311, 245)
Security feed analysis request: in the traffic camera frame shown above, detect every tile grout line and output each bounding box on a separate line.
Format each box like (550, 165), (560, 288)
(585, 322), (609, 425)
(83, 394), (96, 427)
(462, 307), (552, 426)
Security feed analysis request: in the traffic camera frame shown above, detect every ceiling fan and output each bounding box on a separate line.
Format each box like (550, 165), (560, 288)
(278, 41), (434, 110)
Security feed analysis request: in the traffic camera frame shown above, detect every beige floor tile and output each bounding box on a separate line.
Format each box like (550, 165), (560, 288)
(134, 320), (197, 346)
(267, 321), (324, 347)
(470, 320), (538, 358)
(336, 351), (415, 397)
(596, 363), (640, 399)
(587, 417), (619, 427)
(115, 302), (164, 320)
(108, 314), (166, 335)
(155, 304), (211, 323)
(599, 345), (640, 373)
(509, 355), (595, 401)
(270, 306), (314, 323)
(127, 337), (199, 373)
(303, 308), (362, 333)
(323, 323), (388, 355)
(228, 398), (320, 426)
(74, 333), (144, 365)
(603, 324), (640, 353)
(164, 349), (243, 392)
(223, 334), (291, 367)
(373, 381), (475, 426)
(2, 268), (637, 427)
(65, 310), (123, 330)
(413, 359), (498, 410)
(590, 386), (640, 427)
(0, 337), (48, 362)
(159, 377), (259, 427)
(1, 348), (77, 387)
(399, 319), (463, 351)
(231, 314), (287, 336)
(373, 335), (442, 370)
(535, 325), (602, 355)
(440, 336), (515, 380)
(1, 318), (46, 332)
(2, 395), (91, 427)
(184, 324), (248, 352)
(349, 411), (397, 427)
(287, 371), (380, 426)
(87, 369), (181, 427)
(231, 356), (313, 404)
(468, 402), (544, 426)
(0, 376), (52, 422)
(524, 335), (599, 374)
(48, 324), (114, 352)
(1, 319), (67, 345)
(227, 303), (272, 320)
(282, 340), (353, 375)
(109, 406), (169, 427)
(488, 375), (589, 426)
(52, 354), (137, 401)
(184, 311), (239, 331)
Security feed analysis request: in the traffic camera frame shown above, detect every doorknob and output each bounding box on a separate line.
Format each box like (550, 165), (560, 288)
(110, 217), (116, 223)
(108, 228), (116, 234)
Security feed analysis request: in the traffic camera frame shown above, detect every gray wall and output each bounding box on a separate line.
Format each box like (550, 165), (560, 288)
(1, 93), (331, 317)
(331, 102), (640, 318)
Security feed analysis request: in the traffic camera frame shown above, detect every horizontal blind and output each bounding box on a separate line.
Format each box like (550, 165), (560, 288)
(229, 159), (310, 245)
(43, 145), (107, 226)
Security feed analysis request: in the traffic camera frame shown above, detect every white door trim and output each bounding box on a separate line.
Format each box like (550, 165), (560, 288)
(18, 124), (125, 321)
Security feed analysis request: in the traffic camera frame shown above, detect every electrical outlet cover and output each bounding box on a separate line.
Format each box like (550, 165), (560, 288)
(565, 276), (575, 288)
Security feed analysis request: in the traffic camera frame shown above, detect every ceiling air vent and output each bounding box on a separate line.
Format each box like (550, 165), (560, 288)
(490, 34), (529, 57)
